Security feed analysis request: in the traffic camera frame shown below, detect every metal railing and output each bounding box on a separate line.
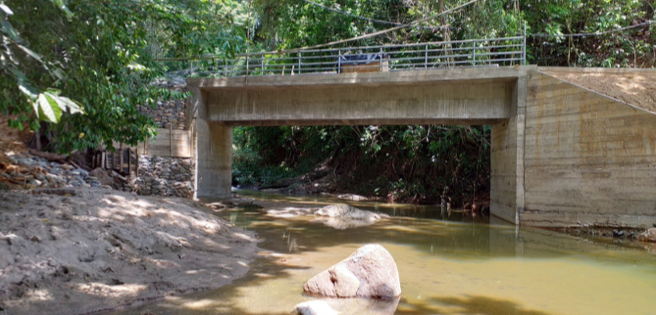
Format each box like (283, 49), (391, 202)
(169, 36), (526, 78)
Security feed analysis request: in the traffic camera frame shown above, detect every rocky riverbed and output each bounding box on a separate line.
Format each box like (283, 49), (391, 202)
(0, 189), (258, 315)
(0, 152), (112, 190)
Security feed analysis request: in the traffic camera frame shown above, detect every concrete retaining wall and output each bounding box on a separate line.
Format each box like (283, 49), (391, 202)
(520, 71), (656, 228)
(138, 129), (194, 158)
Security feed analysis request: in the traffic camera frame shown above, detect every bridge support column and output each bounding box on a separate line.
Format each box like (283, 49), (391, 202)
(190, 88), (233, 199)
(490, 77), (526, 224)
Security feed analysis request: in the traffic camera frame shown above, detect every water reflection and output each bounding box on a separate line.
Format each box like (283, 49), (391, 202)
(232, 189), (489, 222)
(113, 191), (656, 315)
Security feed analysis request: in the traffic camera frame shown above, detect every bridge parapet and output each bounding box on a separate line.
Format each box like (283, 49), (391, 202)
(164, 36), (526, 78)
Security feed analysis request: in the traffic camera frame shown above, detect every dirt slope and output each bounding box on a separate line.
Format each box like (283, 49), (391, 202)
(0, 189), (258, 315)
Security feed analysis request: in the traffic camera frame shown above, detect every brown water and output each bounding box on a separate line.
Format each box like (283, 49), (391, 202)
(116, 191), (656, 315)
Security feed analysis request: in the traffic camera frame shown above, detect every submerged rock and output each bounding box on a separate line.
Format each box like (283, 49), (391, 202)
(266, 207), (316, 218)
(293, 298), (401, 315)
(315, 204), (380, 220)
(292, 301), (339, 315)
(303, 244), (401, 299)
(312, 204), (384, 229)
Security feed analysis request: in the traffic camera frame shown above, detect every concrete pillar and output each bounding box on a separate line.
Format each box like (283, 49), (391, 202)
(490, 77), (526, 224)
(190, 87), (233, 199)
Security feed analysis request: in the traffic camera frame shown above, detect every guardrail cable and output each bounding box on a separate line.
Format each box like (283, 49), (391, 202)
(300, 0), (403, 26)
(528, 20), (654, 38)
(154, 0), (478, 62)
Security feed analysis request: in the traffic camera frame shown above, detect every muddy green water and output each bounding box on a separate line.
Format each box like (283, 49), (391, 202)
(117, 191), (656, 315)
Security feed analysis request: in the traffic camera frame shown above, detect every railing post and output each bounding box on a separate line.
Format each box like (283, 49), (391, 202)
(261, 56), (265, 75)
(380, 47), (384, 72)
(190, 61), (193, 77)
(338, 49), (341, 73)
(472, 42), (476, 66)
(246, 55), (250, 76)
(425, 44), (428, 69)
(523, 21), (527, 65)
(298, 52), (302, 75)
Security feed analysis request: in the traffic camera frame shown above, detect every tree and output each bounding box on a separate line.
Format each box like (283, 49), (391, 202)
(1, 0), (245, 152)
(1, 0), (84, 130)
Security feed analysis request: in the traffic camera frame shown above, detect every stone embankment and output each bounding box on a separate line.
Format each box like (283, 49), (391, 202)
(139, 81), (187, 130)
(134, 156), (195, 198)
(0, 153), (113, 190)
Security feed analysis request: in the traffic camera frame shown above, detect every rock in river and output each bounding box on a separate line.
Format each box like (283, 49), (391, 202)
(303, 244), (401, 299)
(313, 204), (384, 230)
(292, 301), (339, 315)
(637, 228), (656, 242)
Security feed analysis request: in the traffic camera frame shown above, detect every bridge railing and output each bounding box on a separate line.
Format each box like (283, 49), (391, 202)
(163, 36), (526, 78)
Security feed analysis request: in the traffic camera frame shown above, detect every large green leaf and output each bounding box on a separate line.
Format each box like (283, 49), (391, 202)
(33, 91), (84, 123)
(35, 93), (62, 123)
(46, 90), (84, 115)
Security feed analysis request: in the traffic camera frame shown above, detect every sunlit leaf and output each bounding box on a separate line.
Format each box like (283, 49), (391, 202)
(15, 44), (44, 63)
(35, 93), (62, 123)
(1, 17), (19, 41)
(0, 4), (13, 15)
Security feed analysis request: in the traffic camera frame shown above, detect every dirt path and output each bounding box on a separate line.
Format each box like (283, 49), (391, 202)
(0, 189), (258, 315)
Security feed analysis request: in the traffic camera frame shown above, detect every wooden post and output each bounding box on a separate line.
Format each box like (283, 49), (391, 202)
(136, 148), (139, 176)
(119, 143), (124, 173)
(127, 147), (131, 176)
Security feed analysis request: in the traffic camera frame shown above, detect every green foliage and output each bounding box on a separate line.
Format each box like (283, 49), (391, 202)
(1, 0), (84, 129)
(233, 126), (335, 186)
(523, 0), (655, 67)
(1, 0), (244, 152)
(233, 124), (490, 205)
(253, 0), (524, 49)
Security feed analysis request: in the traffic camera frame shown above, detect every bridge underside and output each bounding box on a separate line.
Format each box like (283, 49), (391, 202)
(187, 66), (656, 228)
(219, 118), (503, 127)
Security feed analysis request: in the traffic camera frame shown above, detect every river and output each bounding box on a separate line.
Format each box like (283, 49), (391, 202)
(115, 190), (656, 315)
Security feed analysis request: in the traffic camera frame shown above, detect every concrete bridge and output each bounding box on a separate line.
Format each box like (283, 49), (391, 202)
(186, 66), (656, 228)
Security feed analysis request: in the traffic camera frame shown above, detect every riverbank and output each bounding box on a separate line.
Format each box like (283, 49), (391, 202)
(0, 188), (258, 315)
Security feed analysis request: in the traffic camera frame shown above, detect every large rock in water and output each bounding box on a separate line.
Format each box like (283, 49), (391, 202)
(313, 204), (384, 230)
(637, 228), (656, 242)
(303, 244), (401, 299)
(315, 204), (381, 220)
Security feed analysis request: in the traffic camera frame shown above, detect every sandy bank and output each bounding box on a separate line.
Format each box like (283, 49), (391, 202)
(0, 188), (258, 315)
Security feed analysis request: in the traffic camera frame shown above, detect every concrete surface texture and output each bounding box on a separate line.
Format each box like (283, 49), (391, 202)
(187, 66), (656, 228)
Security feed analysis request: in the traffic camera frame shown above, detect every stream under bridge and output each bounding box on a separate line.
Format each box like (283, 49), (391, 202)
(185, 66), (656, 228)
(178, 38), (656, 228)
